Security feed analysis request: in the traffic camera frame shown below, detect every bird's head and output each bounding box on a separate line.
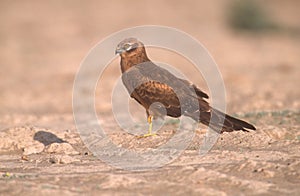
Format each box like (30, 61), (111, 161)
(115, 37), (146, 57)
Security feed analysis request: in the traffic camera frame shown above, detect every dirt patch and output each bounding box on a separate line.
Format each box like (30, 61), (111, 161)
(0, 111), (299, 195)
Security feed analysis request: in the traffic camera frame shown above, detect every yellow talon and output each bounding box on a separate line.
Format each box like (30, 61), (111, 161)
(137, 115), (157, 138)
(137, 133), (157, 138)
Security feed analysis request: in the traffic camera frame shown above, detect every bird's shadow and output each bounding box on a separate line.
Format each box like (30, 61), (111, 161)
(33, 131), (66, 146)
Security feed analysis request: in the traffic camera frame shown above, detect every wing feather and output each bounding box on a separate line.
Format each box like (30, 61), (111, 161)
(134, 81), (182, 117)
(121, 64), (210, 118)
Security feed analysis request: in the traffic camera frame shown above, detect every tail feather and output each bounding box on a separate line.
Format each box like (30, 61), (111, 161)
(194, 108), (256, 133)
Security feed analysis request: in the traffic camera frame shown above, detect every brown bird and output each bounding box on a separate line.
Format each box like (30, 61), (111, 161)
(115, 38), (256, 137)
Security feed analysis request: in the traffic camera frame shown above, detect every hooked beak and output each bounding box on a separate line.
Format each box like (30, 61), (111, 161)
(115, 47), (125, 55)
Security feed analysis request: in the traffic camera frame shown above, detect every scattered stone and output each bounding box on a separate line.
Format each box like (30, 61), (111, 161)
(23, 141), (45, 155)
(21, 155), (29, 161)
(44, 142), (80, 155)
(49, 155), (80, 164)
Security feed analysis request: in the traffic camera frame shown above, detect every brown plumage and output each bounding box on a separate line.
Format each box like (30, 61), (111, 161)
(115, 38), (256, 134)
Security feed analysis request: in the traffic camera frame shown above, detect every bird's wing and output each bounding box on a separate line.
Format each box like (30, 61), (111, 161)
(136, 62), (209, 100)
(121, 62), (210, 118)
(122, 66), (181, 116)
(135, 81), (182, 117)
(178, 78), (209, 99)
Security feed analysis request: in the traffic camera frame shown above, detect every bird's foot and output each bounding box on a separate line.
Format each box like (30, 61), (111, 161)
(136, 115), (157, 138)
(136, 132), (157, 138)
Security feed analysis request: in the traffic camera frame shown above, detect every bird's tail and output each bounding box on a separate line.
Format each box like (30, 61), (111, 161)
(190, 108), (256, 133)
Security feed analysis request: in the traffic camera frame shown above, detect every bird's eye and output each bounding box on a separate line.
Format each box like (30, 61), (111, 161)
(124, 43), (131, 49)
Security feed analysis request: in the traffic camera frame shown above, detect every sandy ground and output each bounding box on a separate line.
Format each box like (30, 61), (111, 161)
(1, 0), (300, 195)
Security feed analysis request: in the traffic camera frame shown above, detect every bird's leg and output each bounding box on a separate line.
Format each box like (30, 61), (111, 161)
(147, 115), (155, 135)
(138, 115), (157, 138)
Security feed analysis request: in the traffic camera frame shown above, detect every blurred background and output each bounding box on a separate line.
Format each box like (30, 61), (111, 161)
(1, 0), (299, 116)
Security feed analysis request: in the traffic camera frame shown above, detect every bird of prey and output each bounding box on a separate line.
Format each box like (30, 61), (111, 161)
(115, 38), (256, 137)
